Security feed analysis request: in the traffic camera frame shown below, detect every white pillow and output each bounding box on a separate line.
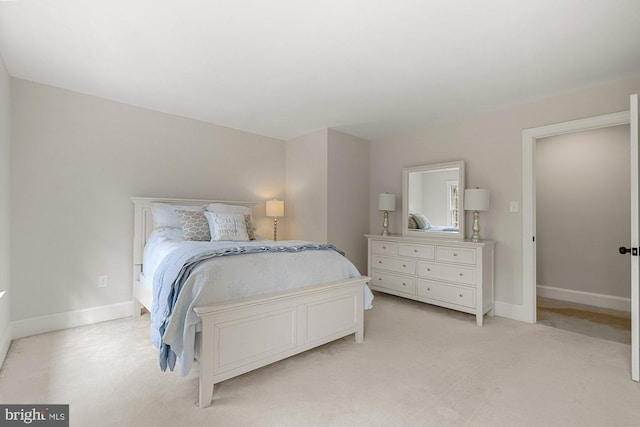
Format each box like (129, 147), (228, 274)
(206, 203), (256, 231)
(204, 211), (250, 241)
(151, 203), (204, 229)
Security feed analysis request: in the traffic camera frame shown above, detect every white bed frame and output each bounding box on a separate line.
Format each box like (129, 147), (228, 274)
(131, 197), (369, 408)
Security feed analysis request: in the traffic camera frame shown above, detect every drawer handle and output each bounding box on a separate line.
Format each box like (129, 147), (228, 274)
(403, 264), (406, 268)
(414, 249), (418, 253)
(459, 273), (463, 277)
(378, 277), (382, 280)
(402, 283), (406, 286)
(453, 253), (458, 257)
(459, 294), (463, 298)
(426, 287), (431, 291)
(382, 246), (386, 249)
(378, 261), (382, 264)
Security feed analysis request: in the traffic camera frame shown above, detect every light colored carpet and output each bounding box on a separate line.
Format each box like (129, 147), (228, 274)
(1, 292), (640, 427)
(537, 297), (631, 344)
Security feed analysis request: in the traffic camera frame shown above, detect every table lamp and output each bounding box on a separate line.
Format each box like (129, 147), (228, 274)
(266, 199), (284, 241)
(464, 188), (490, 242)
(378, 193), (396, 236)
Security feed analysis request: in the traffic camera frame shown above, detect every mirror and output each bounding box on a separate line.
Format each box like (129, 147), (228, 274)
(402, 161), (465, 239)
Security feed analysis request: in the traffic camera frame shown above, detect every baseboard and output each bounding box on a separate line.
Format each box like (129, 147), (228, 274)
(0, 323), (12, 370)
(493, 300), (534, 323)
(537, 285), (630, 312)
(11, 301), (134, 340)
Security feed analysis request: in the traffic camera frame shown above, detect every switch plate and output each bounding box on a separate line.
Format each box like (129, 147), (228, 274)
(509, 201), (519, 213)
(98, 275), (108, 288)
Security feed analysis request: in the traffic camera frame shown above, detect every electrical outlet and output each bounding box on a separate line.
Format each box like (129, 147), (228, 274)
(98, 275), (108, 288)
(509, 201), (519, 213)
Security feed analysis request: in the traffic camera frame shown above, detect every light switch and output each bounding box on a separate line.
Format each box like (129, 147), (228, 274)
(509, 201), (519, 213)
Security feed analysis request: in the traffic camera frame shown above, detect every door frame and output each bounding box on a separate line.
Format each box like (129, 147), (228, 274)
(522, 110), (631, 323)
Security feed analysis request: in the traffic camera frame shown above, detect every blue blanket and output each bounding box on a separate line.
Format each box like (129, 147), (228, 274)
(152, 242), (346, 372)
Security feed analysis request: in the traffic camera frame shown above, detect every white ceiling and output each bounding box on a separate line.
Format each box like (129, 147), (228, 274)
(1, 0), (640, 141)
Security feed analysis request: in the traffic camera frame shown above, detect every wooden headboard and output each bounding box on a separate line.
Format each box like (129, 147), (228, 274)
(131, 196), (257, 272)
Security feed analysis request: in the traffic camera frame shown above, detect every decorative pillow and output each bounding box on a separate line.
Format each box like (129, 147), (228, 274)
(205, 211), (250, 241)
(408, 216), (418, 229)
(207, 203), (256, 231)
(175, 210), (211, 241)
(151, 203), (204, 229)
(411, 213), (432, 230)
(243, 214), (256, 240)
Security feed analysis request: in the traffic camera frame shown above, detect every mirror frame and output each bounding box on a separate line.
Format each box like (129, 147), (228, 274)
(402, 160), (465, 240)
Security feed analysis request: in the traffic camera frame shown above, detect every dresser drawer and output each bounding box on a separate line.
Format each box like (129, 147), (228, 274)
(417, 280), (475, 308)
(398, 243), (435, 260)
(436, 246), (476, 265)
(371, 269), (416, 294)
(417, 261), (475, 285)
(371, 241), (398, 256)
(372, 255), (416, 275)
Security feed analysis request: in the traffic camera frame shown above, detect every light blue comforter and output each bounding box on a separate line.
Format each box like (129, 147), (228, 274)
(150, 239), (372, 374)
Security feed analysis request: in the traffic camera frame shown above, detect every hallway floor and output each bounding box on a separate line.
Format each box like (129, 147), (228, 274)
(537, 297), (631, 344)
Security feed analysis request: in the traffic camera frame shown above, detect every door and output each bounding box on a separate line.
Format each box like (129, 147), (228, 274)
(632, 94), (639, 381)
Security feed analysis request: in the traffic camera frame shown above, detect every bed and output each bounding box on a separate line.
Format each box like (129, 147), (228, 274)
(131, 197), (372, 408)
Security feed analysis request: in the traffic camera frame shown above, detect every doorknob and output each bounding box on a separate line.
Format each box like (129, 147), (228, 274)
(619, 246), (638, 256)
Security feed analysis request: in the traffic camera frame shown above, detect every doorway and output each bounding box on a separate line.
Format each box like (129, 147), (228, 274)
(523, 97), (640, 380)
(522, 110), (631, 323)
(534, 125), (631, 343)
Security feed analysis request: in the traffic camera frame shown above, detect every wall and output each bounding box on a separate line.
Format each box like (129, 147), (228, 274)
(536, 125), (630, 299)
(370, 73), (640, 315)
(285, 129), (370, 274)
(0, 55), (10, 363)
(327, 129), (370, 274)
(285, 129), (328, 243)
(10, 79), (285, 326)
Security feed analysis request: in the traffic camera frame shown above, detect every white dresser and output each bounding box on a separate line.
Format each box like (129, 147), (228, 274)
(366, 234), (495, 326)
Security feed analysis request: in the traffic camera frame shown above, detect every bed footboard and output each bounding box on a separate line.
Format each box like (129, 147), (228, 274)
(193, 277), (368, 408)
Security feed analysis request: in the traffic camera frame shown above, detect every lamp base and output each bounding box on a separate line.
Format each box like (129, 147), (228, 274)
(470, 210), (481, 242)
(381, 210), (390, 236)
(273, 217), (278, 241)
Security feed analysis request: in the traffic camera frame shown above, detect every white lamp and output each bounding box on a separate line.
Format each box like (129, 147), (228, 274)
(266, 199), (284, 241)
(378, 193), (396, 236)
(464, 188), (490, 242)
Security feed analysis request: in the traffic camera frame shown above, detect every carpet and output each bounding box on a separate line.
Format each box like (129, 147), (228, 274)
(1, 292), (639, 426)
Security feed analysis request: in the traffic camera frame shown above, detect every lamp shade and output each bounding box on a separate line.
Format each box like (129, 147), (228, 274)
(266, 199), (284, 217)
(464, 188), (490, 211)
(378, 193), (396, 212)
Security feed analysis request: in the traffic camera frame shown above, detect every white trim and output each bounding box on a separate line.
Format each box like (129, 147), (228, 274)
(11, 301), (133, 340)
(0, 322), (12, 370)
(522, 111), (631, 324)
(537, 285), (631, 312)
(522, 128), (536, 324)
(493, 300), (530, 323)
(631, 94), (639, 381)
